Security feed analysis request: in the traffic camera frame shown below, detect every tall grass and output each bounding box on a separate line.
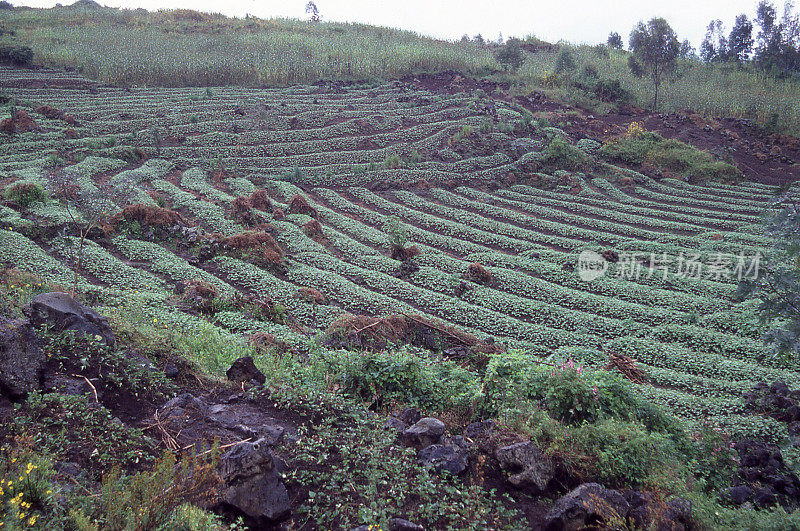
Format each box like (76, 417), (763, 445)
(1, 7), (498, 86)
(512, 45), (800, 135)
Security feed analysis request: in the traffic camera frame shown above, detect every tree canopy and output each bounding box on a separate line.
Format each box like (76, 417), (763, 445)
(628, 18), (680, 109)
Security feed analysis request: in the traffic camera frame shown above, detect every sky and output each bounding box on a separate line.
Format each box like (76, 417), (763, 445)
(21, 0), (766, 48)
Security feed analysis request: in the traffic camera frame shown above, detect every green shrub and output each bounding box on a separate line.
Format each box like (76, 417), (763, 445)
(648, 138), (741, 180)
(337, 348), (477, 411)
(383, 153), (401, 169)
(554, 48), (576, 74)
(539, 134), (588, 170)
(588, 419), (679, 488)
(684, 421), (738, 493)
(71, 451), (221, 530)
(288, 416), (520, 529)
(592, 79), (632, 103)
(599, 131), (660, 164)
(3, 182), (46, 209)
(0, 44), (33, 66)
(495, 38), (524, 72)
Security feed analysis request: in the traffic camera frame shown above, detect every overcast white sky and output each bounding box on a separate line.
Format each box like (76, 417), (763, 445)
(20, 0), (766, 48)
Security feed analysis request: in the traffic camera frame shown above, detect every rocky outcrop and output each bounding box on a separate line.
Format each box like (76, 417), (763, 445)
(400, 417), (445, 449)
(544, 483), (692, 531)
(496, 441), (555, 493)
(156, 393), (288, 448)
(0, 318), (45, 398)
(544, 483), (630, 531)
(722, 438), (800, 509)
(419, 438), (469, 475)
(219, 438), (291, 523)
(26, 292), (115, 347)
(226, 356), (266, 386)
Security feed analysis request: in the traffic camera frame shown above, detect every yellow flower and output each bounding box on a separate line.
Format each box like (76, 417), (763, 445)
(28, 516), (38, 526)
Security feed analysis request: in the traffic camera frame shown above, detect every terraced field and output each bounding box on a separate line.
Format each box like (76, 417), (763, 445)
(0, 66), (791, 443)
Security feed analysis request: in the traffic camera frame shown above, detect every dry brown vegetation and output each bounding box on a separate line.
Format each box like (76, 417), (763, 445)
(297, 286), (325, 304)
(325, 313), (501, 358)
(304, 219), (326, 243)
(249, 189), (272, 212)
(287, 194), (318, 218)
(464, 263), (496, 286)
(219, 231), (283, 265)
(390, 244), (421, 261)
(111, 203), (187, 228)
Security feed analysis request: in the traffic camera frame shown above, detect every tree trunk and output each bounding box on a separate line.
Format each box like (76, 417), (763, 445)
(652, 66), (660, 110)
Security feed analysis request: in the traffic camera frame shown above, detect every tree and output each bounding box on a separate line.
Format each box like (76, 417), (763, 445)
(728, 14), (754, 62)
(738, 193), (800, 361)
(679, 39), (696, 59)
(554, 48), (576, 74)
(46, 170), (134, 296)
(305, 1), (319, 23)
(607, 31), (623, 49)
(756, 0), (778, 50)
(700, 20), (728, 62)
(753, 1), (800, 75)
(628, 18), (680, 110)
(495, 38), (524, 72)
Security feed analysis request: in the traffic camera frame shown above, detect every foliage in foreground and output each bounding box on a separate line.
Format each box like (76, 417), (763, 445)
(289, 415), (521, 530)
(739, 193), (800, 361)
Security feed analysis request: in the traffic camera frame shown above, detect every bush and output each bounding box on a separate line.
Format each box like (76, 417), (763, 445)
(72, 451), (220, 530)
(0, 44), (33, 66)
(3, 181), (46, 209)
(539, 135), (588, 170)
(496, 38), (524, 72)
(599, 130), (661, 165)
(337, 347), (477, 411)
(554, 48), (577, 74)
(592, 79), (632, 103)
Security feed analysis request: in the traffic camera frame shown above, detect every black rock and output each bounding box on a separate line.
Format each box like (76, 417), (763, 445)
(400, 417), (445, 450)
(385, 417), (407, 433)
(723, 485), (754, 505)
(544, 483), (630, 531)
(419, 442), (468, 475)
(163, 362), (180, 379)
(0, 318), (45, 399)
(495, 441), (554, 493)
(397, 407), (422, 426)
(220, 438), (291, 522)
(753, 487), (777, 508)
(26, 292), (115, 347)
(463, 420), (494, 441)
(226, 356), (266, 385)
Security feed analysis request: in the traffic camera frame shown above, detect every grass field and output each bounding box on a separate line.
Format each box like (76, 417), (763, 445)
(0, 7), (496, 86)
(0, 63), (791, 446)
